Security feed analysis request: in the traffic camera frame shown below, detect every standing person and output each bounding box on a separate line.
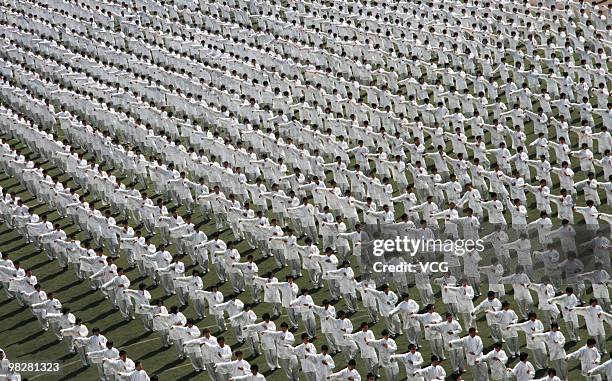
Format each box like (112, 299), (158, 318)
(267, 323), (299, 381)
(572, 299), (607, 354)
(445, 279), (476, 329)
(532, 323), (568, 381)
(290, 289), (317, 338)
(86, 340), (120, 380)
(367, 284), (401, 336)
(449, 328), (487, 380)
(293, 332), (316, 381)
(414, 355), (447, 380)
(229, 364), (266, 380)
(328, 310), (357, 362)
(366, 329), (399, 381)
(390, 344), (424, 381)
(306, 344), (335, 381)
(389, 293), (421, 347)
(478, 342), (508, 381)
(412, 304), (444, 361)
(507, 352), (536, 381)
(267, 276), (300, 331)
(252, 272), (281, 315)
(356, 279), (379, 324)
(103, 350), (135, 381)
(472, 291), (503, 342)
(118, 361), (151, 381)
(507, 312), (548, 371)
(245, 314), (278, 371)
(527, 279), (559, 329)
(327, 359), (361, 380)
(487, 301), (520, 359)
(124, 283), (152, 326)
(566, 339), (602, 381)
(344, 322), (379, 377)
(428, 311), (463, 373)
(102, 268), (131, 321)
(207, 337), (232, 381)
(184, 328), (217, 374)
(73, 328), (107, 367)
(548, 287), (580, 342)
(311, 300), (338, 354)
(588, 353), (612, 379)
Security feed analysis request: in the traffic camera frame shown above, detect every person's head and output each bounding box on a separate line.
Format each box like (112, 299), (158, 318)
(347, 359), (357, 370)
(430, 355), (440, 366)
(468, 327), (477, 337)
(251, 364), (259, 375)
(519, 352), (529, 362)
(587, 338), (597, 347)
(550, 322), (559, 331)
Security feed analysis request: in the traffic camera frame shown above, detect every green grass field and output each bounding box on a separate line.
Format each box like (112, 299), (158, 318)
(0, 114), (611, 381)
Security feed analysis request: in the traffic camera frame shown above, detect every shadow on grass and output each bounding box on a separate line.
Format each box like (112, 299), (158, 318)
(103, 317), (134, 334)
(65, 288), (98, 303)
(118, 330), (153, 347)
(12, 249), (45, 263)
(7, 330), (50, 348)
(152, 357), (187, 375)
(57, 365), (88, 381)
(86, 308), (118, 323)
(0, 305), (28, 321)
(0, 237), (26, 247)
(1, 315), (37, 332)
(29, 259), (56, 272)
(140, 345), (171, 361)
(20, 338), (62, 355)
(55, 279), (86, 293)
(38, 270), (67, 284)
(176, 370), (200, 380)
